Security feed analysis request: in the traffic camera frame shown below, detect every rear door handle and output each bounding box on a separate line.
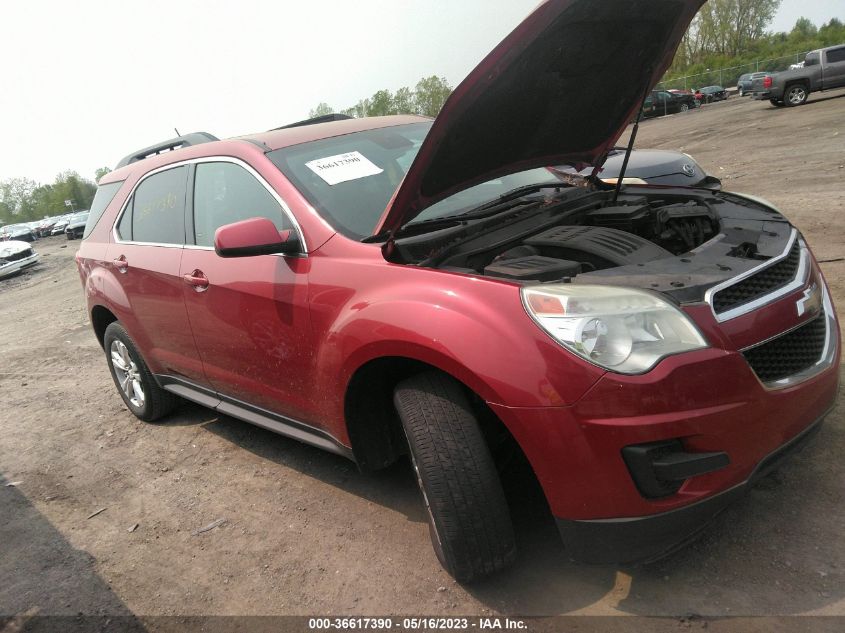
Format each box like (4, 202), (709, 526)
(113, 255), (128, 273)
(183, 269), (209, 291)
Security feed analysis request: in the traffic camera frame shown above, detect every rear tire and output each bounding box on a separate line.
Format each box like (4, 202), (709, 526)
(394, 372), (516, 583)
(770, 98), (785, 107)
(104, 322), (177, 422)
(784, 83), (808, 106)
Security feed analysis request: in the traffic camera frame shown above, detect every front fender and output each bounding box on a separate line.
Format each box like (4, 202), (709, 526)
(308, 267), (606, 427)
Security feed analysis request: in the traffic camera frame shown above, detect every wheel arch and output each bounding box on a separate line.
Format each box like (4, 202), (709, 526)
(91, 304), (119, 349)
(343, 353), (540, 488)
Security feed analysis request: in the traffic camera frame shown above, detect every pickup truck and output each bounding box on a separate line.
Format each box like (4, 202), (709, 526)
(753, 44), (845, 106)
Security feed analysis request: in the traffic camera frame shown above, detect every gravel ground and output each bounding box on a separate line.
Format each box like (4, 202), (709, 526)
(1, 89), (844, 630)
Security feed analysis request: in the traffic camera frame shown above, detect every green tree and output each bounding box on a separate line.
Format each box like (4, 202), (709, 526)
(309, 102), (335, 118)
(393, 86), (416, 114)
(414, 76), (452, 117)
(95, 167), (112, 183)
(368, 89), (396, 116)
(789, 17), (818, 42)
(677, 0), (782, 64)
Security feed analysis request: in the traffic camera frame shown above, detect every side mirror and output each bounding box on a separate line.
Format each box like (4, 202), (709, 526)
(214, 217), (301, 258)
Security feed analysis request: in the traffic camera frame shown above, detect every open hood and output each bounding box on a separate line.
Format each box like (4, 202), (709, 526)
(375, 0), (704, 236)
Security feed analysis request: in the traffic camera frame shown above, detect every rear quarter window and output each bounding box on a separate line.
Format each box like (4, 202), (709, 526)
(826, 47), (845, 64)
(120, 166), (188, 245)
(83, 181), (124, 239)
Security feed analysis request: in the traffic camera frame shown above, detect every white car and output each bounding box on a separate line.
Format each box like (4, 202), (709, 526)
(0, 240), (40, 279)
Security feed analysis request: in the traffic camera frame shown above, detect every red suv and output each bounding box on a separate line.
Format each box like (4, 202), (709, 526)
(76, 0), (839, 582)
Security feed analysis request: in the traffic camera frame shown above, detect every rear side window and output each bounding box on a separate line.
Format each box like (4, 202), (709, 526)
(826, 47), (845, 64)
(120, 166), (188, 244)
(83, 181), (124, 239)
(192, 162), (292, 247)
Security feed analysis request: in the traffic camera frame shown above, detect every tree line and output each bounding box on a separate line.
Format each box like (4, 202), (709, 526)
(309, 75), (452, 120)
(0, 168), (111, 225)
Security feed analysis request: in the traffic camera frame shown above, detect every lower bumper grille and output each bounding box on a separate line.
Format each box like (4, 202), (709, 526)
(743, 313), (827, 383)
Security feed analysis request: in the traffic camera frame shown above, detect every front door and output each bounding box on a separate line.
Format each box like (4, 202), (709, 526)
(180, 159), (316, 423)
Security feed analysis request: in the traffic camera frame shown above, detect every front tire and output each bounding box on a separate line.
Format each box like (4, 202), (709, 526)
(104, 322), (177, 422)
(394, 372), (516, 583)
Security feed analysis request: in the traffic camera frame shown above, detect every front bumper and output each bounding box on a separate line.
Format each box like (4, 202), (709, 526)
(0, 252), (40, 279)
(555, 413), (826, 563)
(489, 266), (839, 563)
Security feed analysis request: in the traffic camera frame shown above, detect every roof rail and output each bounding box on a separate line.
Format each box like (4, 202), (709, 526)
(271, 113), (353, 131)
(115, 132), (219, 169)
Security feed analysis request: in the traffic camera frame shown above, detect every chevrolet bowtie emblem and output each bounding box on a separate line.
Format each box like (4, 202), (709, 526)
(796, 284), (822, 318)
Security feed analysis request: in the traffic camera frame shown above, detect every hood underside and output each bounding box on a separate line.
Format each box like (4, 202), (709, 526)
(375, 0), (704, 235)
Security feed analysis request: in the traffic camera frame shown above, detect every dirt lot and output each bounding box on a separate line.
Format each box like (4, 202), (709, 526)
(2, 90), (844, 628)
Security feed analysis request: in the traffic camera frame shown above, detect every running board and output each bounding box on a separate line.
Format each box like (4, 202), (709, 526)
(157, 375), (354, 461)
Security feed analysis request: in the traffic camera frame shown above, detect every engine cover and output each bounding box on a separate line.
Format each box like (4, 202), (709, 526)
(524, 225), (672, 268)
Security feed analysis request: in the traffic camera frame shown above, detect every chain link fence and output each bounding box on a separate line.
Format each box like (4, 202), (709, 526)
(656, 51), (810, 92)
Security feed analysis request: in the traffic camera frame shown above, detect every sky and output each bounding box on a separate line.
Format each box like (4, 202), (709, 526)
(1, 0), (842, 185)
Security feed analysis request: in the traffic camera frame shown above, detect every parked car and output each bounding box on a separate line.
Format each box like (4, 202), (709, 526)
(50, 215), (72, 236)
(65, 211), (90, 240)
(737, 72), (768, 96)
(753, 45), (845, 106)
(36, 217), (57, 237)
(77, 0), (839, 583)
(554, 148), (721, 189)
(642, 90), (697, 117)
(697, 85), (727, 102)
(0, 223), (36, 242)
(0, 240), (40, 279)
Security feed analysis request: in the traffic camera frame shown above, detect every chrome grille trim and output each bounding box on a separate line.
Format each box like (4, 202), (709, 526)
(705, 230), (809, 322)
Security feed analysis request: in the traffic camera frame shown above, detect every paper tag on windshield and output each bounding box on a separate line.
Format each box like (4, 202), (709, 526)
(305, 151), (383, 186)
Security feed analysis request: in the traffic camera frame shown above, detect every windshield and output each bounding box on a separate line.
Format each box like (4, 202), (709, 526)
(409, 167), (560, 225)
(268, 122), (563, 239)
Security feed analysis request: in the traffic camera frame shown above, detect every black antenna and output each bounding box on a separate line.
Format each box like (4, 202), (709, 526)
(613, 83), (653, 203)
(174, 127), (181, 136)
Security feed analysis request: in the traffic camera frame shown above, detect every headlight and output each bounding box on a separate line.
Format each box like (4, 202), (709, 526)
(522, 285), (708, 374)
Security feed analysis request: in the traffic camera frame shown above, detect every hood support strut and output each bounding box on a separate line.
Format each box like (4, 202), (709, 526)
(612, 83), (652, 203)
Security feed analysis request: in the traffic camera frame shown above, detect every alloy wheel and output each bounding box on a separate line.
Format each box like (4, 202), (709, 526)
(110, 339), (145, 408)
(787, 86), (806, 105)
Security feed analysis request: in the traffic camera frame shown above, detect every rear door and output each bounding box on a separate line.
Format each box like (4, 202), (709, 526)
(179, 158), (316, 423)
(823, 46), (845, 88)
(106, 165), (209, 386)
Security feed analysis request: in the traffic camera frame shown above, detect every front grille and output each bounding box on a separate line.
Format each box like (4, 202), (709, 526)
(743, 313), (827, 382)
(713, 240), (801, 314)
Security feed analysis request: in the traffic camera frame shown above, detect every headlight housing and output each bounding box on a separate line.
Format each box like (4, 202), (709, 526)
(522, 285), (708, 374)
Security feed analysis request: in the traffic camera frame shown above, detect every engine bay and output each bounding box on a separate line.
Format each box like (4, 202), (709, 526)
(391, 186), (794, 303)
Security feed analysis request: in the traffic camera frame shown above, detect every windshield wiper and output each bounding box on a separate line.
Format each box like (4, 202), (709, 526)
(404, 180), (565, 231)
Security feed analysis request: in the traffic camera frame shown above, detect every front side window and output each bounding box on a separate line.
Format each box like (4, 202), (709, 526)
(193, 162), (292, 247)
(122, 166), (187, 244)
(805, 52), (820, 66)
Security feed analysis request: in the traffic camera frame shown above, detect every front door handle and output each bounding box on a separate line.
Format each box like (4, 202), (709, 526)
(183, 269), (209, 291)
(113, 255), (128, 273)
